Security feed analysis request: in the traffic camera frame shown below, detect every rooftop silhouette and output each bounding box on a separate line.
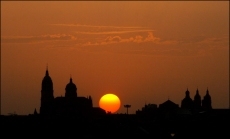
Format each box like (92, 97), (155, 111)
(40, 67), (106, 116)
(0, 67), (229, 139)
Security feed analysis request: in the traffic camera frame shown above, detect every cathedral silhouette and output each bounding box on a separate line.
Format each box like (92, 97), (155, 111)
(40, 67), (106, 116)
(181, 88), (212, 110)
(136, 88), (212, 116)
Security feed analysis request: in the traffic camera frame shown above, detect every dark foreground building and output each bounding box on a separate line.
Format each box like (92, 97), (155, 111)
(181, 88), (212, 111)
(40, 67), (106, 116)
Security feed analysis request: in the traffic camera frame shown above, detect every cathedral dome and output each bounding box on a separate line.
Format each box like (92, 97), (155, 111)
(65, 78), (77, 91)
(65, 77), (77, 98)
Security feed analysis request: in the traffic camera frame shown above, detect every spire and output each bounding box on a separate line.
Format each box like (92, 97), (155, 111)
(70, 74), (72, 83)
(185, 88), (190, 97)
(206, 87), (209, 95)
(34, 108), (38, 115)
(194, 87), (201, 99)
(46, 64), (49, 76)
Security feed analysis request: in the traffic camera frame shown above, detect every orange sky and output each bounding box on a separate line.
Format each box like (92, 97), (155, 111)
(1, 1), (229, 115)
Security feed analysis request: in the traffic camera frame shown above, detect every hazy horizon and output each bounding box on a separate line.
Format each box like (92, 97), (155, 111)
(1, 1), (229, 115)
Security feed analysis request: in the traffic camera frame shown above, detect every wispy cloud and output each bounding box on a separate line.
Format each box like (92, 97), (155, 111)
(51, 23), (155, 35)
(1, 34), (77, 44)
(74, 29), (155, 35)
(50, 23), (146, 29)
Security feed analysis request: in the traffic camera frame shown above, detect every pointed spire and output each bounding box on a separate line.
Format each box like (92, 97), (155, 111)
(206, 87), (209, 95)
(34, 108), (38, 115)
(70, 74), (72, 83)
(194, 87), (201, 99)
(45, 64), (49, 76)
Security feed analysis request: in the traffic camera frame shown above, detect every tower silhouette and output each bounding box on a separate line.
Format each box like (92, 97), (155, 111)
(194, 88), (202, 109)
(181, 88), (194, 109)
(39, 66), (106, 116)
(202, 88), (212, 110)
(40, 66), (54, 115)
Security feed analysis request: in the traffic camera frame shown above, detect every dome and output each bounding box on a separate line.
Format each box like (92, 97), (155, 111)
(65, 77), (77, 98)
(65, 78), (77, 91)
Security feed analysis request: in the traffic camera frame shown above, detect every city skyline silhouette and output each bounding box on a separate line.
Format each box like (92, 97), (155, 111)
(1, 63), (228, 115)
(39, 66), (214, 116)
(1, 1), (229, 138)
(1, 1), (229, 115)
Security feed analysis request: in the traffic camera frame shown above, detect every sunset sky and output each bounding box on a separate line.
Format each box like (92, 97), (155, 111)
(1, 1), (229, 115)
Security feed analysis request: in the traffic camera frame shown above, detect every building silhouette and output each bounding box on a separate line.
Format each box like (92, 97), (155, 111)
(181, 88), (212, 111)
(181, 88), (194, 110)
(136, 88), (212, 116)
(202, 88), (212, 110)
(40, 67), (106, 116)
(159, 99), (179, 110)
(193, 88), (202, 109)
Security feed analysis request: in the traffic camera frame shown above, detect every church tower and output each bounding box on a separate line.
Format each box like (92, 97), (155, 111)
(202, 88), (212, 110)
(181, 88), (194, 109)
(40, 66), (54, 114)
(193, 88), (202, 109)
(65, 77), (77, 98)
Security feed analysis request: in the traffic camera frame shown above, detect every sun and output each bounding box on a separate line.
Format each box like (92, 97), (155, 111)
(99, 93), (121, 113)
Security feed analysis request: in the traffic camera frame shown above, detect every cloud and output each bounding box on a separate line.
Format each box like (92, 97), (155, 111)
(144, 32), (161, 42)
(80, 33), (228, 58)
(105, 36), (122, 43)
(51, 23), (155, 35)
(74, 30), (155, 35)
(50, 23), (146, 29)
(83, 32), (161, 46)
(1, 34), (77, 44)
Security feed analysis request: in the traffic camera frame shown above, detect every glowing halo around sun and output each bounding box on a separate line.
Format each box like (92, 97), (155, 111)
(99, 93), (121, 113)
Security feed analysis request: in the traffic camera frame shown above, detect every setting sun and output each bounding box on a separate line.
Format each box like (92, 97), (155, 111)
(99, 94), (121, 113)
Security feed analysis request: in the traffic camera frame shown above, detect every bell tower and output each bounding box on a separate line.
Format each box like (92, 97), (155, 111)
(194, 88), (201, 109)
(202, 88), (212, 110)
(181, 88), (194, 109)
(40, 66), (54, 114)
